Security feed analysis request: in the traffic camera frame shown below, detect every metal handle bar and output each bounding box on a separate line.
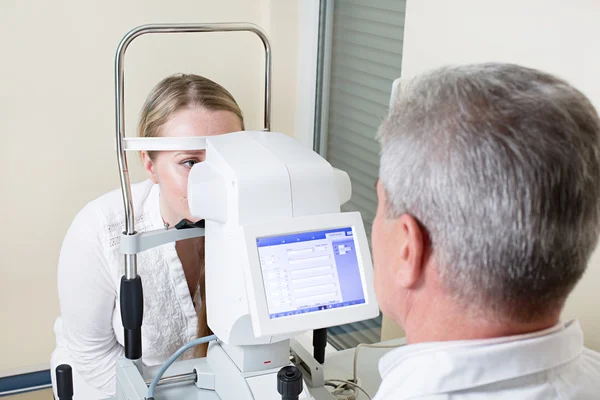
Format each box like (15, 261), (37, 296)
(114, 23), (272, 279)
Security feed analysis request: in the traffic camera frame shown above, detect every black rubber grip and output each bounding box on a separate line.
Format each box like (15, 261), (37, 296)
(124, 328), (142, 359)
(312, 328), (327, 364)
(120, 276), (143, 359)
(56, 364), (73, 400)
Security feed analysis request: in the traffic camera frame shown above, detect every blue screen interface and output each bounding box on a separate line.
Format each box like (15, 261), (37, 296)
(256, 227), (366, 319)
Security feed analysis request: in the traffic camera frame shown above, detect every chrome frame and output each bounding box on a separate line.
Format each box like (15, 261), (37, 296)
(114, 23), (272, 279)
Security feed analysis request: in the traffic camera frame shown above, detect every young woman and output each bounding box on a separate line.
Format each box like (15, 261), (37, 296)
(51, 74), (244, 399)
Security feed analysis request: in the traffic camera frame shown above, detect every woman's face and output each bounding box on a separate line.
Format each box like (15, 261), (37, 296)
(142, 107), (242, 226)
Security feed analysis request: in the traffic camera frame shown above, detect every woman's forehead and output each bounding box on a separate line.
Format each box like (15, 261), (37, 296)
(172, 150), (205, 157)
(160, 108), (242, 138)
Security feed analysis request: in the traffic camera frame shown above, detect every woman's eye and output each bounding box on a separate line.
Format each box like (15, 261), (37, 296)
(182, 160), (198, 168)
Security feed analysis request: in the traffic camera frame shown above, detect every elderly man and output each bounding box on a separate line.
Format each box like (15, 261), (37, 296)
(371, 63), (600, 399)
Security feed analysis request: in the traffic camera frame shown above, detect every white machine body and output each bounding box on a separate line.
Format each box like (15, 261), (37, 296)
(188, 131), (375, 346)
(115, 131), (379, 400)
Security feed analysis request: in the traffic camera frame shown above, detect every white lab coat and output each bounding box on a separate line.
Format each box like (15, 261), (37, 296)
(374, 320), (600, 399)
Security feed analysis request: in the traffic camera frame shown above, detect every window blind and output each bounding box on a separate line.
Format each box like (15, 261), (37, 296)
(317, 0), (406, 350)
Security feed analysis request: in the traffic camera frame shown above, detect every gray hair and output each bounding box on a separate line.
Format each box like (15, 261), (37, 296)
(378, 63), (600, 322)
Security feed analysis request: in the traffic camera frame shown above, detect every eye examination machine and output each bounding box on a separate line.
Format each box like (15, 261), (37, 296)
(54, 23), (403, 400)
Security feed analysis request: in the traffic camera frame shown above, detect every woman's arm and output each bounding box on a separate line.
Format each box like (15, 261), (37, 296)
(57, 206), (123, 395)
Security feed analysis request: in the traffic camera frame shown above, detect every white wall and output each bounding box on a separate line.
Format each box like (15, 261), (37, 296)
(0, 0), (299, 374)
(385, 0), (600, 349)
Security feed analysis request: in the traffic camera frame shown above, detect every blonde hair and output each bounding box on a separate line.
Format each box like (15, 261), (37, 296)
(138, 73), (244, 159)
(138, 74), (244, 356)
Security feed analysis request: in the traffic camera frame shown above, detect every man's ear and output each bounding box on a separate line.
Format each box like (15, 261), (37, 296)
(141, 151), (159, 184)
(394, 214), (426, 288)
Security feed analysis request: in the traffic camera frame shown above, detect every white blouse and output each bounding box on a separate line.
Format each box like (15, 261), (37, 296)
(50, 180), (201, 399)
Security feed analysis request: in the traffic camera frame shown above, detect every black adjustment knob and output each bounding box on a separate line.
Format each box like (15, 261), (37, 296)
(277, 366), (303, 400)
(56, 364), (73, 400)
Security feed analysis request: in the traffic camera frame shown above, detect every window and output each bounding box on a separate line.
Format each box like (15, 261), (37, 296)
(314, 0), (407, 349)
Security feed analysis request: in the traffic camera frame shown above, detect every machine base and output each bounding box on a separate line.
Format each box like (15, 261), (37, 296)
(111, 338), (406, 400)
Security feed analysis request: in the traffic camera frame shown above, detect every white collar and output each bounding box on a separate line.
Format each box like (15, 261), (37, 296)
(378, 320), (583, 398)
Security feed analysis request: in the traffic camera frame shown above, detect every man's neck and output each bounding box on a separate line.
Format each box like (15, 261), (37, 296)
(404, 296), (560, 344)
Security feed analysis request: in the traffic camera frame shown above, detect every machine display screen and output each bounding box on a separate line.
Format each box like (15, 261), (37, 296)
(256, 227), (366, 319)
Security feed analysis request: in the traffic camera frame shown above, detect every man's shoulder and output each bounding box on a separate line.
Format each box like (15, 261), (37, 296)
(575, 346), (600, 375)
(582, 346), (600, 360)
(545, 345), (600, 398)
(374, 322), (600, 400)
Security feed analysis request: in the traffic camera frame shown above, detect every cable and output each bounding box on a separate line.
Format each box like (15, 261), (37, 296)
(352, 343), (402, 383)
(325, 379), (372, 400)
(326, 380), (357, 398)
(324, 342), (404, 400)
(147, 334), (217, 399)
(325, 380), (358, 400)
